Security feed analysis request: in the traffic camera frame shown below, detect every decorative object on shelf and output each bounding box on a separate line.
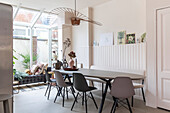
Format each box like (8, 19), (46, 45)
(50, 0), (102, 26)
(126, 33), (136, 44)
(62, 58), (68, 68)
(141, 32), (146, 43)
(68, 51), (76, 69)
(62, 38), (71, 68)
(117, 31), (126, 45)
(100, 32), (114, 46)
(53, 60), (62, 70)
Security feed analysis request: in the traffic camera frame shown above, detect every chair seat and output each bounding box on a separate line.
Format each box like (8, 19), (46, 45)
(65, 82), (73, 86)
(87, 86), (97, 91)
(133, 83), (144, 89)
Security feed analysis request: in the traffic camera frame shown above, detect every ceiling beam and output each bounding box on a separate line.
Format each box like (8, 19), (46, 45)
(31, 8), (45, 28)
(13, 3), (22, 20)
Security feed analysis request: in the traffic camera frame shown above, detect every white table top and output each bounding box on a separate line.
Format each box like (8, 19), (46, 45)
(53, 68), (144, 80)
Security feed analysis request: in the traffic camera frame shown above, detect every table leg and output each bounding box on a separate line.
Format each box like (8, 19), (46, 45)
(3, 100), (10, 113)
(98, 79), (112, 113)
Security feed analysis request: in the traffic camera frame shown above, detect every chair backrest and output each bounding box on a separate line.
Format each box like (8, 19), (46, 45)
(73, 73), (90, 92)
(54, 71), (67, 87)
(110, 77), (135, 99)
(44, 69), (51, 82)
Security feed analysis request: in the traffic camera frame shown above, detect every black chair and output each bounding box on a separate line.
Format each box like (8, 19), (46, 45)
(44, 69), (56, 100)
(54, 71), (76, 107)
(110, 77), (135, 113)
(71, 73), (98, 113)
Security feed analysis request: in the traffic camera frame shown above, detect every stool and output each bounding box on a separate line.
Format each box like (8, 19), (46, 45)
(0, 94), (12, 113)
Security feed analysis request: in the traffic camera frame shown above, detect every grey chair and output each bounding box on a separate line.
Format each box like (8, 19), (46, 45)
(110, 77), (135, 113)
(71, 73), (98, 113)
(54, 71), (76, 107)
(44, 69), (56, 100)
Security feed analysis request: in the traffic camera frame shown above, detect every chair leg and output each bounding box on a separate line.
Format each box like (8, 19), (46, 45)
(141, 88), (146, 102)
(66, 87), (69, 99)
(82, 92), (84, 105)
(70, 86), (76, 102)
(110, 99), (117, 113)
(62, 87), (65, 107)
(47, 84), (52, 100)
(71, 92), (79, 111)
(90, 92), (98, 109)
(126, 98), (132, 113)
(54, 87), (62, 103)
(85, 92), (88, 113)
(131, 96), (134, 107)
(102, 83), (104, 94)
(44, 83), (49, 96)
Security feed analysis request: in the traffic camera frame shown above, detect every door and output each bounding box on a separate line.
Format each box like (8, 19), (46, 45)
(157, 7), (170, 110)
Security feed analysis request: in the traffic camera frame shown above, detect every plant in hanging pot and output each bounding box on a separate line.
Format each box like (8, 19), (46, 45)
(68, 51), (76, 69)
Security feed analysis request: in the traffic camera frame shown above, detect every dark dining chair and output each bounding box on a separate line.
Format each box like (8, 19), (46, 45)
(71, 73), (98, 113)
(44, 69), (56, 100)
(54, 71), (76, 107)
(110, 77), (135, 113)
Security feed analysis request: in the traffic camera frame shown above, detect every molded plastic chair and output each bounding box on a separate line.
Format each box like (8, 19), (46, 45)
(110, 77), (135, 113)
(71, 73), (98, 113)
(44, 69), (56, 100)
(54, 71), (76, 107)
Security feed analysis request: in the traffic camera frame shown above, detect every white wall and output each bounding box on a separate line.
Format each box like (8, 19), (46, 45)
(92, 0), (146, 44)
(71, 0), (147, 102)
(72, 8), (92, 68)
(146, 0), (170, 108)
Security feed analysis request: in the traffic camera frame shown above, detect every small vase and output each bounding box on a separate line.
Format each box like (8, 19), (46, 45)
(69, 58), (74, 68)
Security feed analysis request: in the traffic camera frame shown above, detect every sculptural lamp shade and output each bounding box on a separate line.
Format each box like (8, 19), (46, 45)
(71, 17), (80, 26)
(50, 0), (102, 26)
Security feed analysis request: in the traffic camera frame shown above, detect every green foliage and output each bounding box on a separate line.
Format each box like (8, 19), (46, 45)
(118, 31), (126, 39)
(19, 53), (37, 69)
(141, 33), (146, 42)
(13, 49), (18, 65)
(13, 49), (18, 75)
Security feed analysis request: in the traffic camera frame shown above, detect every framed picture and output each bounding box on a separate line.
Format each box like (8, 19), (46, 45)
(126, 33), (135, 44)
(100, 32), (114, 46)
(117, 31), (126, 45)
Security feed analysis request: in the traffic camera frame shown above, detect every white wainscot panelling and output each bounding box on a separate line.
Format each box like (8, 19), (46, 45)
(92, 43), (146, 71)
(92, 43), (146, 100)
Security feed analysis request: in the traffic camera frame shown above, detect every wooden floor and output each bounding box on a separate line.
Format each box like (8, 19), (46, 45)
(14, 87), (169, 113)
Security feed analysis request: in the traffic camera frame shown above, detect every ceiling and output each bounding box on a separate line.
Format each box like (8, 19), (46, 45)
(0, 0), (110, 12)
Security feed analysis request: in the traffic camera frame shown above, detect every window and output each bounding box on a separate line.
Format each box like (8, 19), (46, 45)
(36, 13), (58, 26)
(35, 28), (49, 40)
(13, 26), (30, 39)
(14, 8), (38, 23)
(52, 29), (58, 40)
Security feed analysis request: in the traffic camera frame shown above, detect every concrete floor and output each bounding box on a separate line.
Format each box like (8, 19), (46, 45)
(14, 87), (169, 113)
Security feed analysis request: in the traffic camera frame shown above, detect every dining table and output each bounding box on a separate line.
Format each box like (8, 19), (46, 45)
(53, 68), (145, 113)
